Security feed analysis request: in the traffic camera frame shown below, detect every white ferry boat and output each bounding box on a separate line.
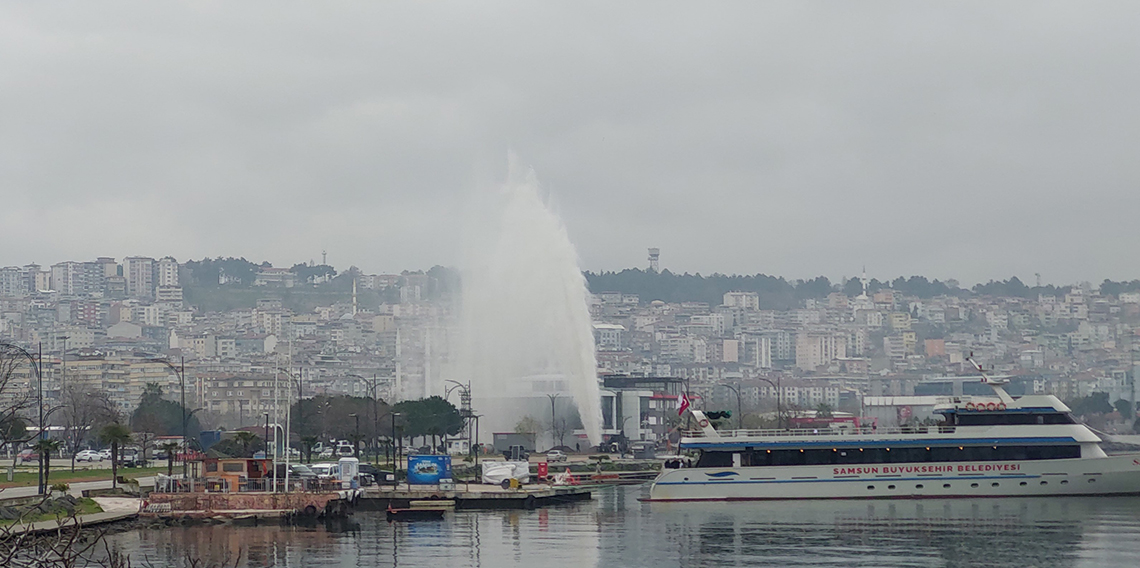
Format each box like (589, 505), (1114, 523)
(648, 378), (1140, 501)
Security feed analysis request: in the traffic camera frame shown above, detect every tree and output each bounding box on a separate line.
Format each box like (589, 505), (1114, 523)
(32, 438), (62, 488)
(159, 441), (180, 477)
(291, 263), (337, 285)
(0, 344), (35, 451)
(815, 403), (834, 419)
(1068, 392), (1114, 417)
(60, 384), (116, 472)
(99, 423), (132, 489)
(392, 397), (464, 452)
(1114, 398), (1133, 419)
(300, 435), (318, 464)
(130, 383), (201, 440)
(0, 415), (27, 461)
(515, 415), (541, 435)
(291, 394), (391, 452)
(233, 431), (261, 458)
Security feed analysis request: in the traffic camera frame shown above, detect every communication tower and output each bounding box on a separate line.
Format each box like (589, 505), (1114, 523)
(648, 248), (660, 272)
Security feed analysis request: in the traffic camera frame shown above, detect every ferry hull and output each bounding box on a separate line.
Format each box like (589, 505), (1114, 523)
(647, 454), (1140, 501)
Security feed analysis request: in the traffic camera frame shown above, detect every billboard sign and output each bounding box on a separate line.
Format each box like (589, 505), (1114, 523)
(407, 455), (452, 485)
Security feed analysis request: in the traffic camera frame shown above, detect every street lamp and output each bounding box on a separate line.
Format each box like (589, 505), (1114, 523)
(348, 373), (385, 463)
(148, 356), (189, 478)
(546, 393), (562, 448)
(350, 413), (360, 458)
(444, 380), (473, 455)
(391, 412), (402, 480)
(755, 377), (783, 429)
(717, 383), (743, 430)
(1, 342), (44, 494)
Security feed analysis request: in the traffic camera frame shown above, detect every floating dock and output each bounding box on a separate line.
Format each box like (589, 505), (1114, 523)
(362, 483), (595, 510)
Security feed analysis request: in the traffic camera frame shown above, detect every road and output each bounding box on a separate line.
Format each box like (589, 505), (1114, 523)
(0, 476), (157, 500)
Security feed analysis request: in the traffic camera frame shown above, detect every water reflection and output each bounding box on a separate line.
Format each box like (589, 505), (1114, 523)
(107, 486), (1140, 568)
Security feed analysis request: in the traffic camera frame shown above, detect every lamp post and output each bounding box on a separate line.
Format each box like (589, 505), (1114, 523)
(347, 373), (384, 462)
(2, 342), (44, 494)
(276, 367), (303, 460)
(350, 413), (360, 458)
(148, 356), (189, 477)
(717, 383), (743, 430)
(391, 412), (402, 480)
(546, 393), (560, 448)
(756, 377), (783, 429)
(444, 380), (473, 454)
(263, 412), (270, 457)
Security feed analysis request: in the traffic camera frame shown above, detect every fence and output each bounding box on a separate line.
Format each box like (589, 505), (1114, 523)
(154, 474), (343, 494)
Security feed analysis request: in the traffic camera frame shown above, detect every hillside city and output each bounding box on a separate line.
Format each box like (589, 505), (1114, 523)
(2, 253), (1139, 449)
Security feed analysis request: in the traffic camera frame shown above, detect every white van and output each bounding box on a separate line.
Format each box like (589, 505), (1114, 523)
(309, 462), (340, 480)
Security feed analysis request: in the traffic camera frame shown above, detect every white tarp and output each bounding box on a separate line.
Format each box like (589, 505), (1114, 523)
(481, 460), (530, 484)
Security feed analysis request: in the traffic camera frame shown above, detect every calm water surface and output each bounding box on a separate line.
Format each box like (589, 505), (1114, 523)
(108, 486), (1140, 567)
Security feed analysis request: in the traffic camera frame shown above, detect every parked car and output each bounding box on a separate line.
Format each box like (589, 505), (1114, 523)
(119, 448), (143, 468)
(75, 449), (103, 462)
(546, 450), (568, 463)
(17, 449), (38, 463)
(359, 463), (395, 484)
(98, 449), (112, 460)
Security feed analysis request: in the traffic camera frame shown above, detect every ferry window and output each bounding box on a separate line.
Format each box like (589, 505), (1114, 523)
(804, 450), (832, 465)
(963, 446), (996, 461)
(696, 452), (732, 468)
(771, 450), (806, 466)
(862, 449), (889, 464)
(931, 447), (961, 462)
(891, 447), (930, 463)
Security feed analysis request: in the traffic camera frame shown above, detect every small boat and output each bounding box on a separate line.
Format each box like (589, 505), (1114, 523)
(385, 504), (446, 522)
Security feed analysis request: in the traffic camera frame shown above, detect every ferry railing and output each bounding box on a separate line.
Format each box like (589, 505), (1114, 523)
(683, 425), (956, 439)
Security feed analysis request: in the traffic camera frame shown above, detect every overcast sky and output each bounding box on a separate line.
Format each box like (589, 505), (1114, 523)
(2, 2), (1139, 286)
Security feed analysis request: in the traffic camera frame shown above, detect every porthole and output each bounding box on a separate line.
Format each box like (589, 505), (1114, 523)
(1088, 478), (1096, 484)
(1019, 482), (1027, 486)
(1040, 481), (1048, 485)
(970, 483), (979, 488)
(1060, 480), (1069, 485)
(683, 477), (689, 481)
(991, 482), (999, 488)
(915, 484), (924, 489)
(888, 485), (896, 490)
(943, 483), (951, 489)
(867, 485), (875, 490)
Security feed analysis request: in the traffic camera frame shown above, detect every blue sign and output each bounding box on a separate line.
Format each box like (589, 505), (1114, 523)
(407, 455), (452, 485)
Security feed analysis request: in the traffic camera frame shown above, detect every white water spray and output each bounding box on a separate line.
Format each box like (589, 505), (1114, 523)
(455, 158), (603, 446)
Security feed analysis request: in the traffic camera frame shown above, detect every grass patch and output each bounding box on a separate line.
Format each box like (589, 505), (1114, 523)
(0, 466), (167, 488)
(0, 497), (103, 527)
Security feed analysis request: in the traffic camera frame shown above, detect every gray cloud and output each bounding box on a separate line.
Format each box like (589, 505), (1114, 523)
(2, 1), (1139, 285)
